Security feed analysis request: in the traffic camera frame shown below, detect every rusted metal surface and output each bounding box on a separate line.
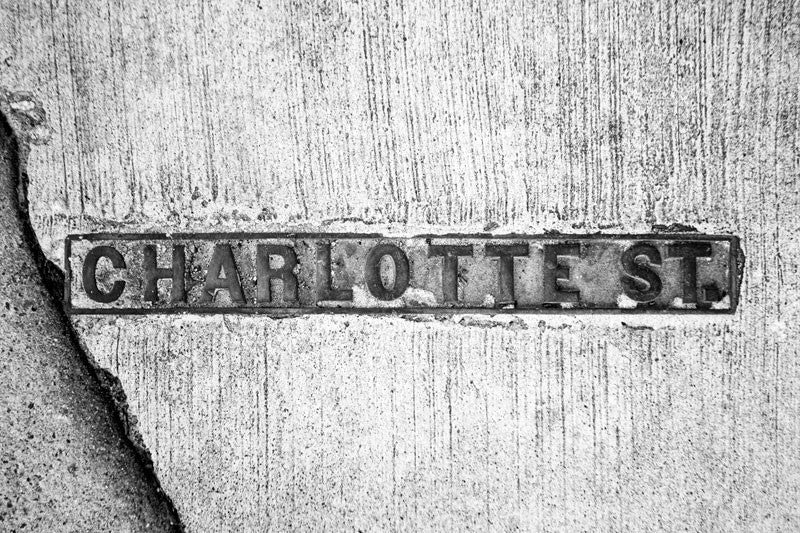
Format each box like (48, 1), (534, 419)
(66, 233), (740, 314)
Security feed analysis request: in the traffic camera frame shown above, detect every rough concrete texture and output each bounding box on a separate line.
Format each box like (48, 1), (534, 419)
(2, 0), (800, 531)
(0, 108), (180, 529)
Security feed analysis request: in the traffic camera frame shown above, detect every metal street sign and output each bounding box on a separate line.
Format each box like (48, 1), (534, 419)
(64, 233), (741, 315)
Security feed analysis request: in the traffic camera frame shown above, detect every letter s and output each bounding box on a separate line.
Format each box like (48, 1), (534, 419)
(620, 243), (662, 302)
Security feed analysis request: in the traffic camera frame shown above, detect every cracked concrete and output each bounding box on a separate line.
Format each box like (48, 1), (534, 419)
(0, 112), (181, 530)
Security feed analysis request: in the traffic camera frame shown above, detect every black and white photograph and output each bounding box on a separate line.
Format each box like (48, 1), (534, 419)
(0, 0), (797, 531)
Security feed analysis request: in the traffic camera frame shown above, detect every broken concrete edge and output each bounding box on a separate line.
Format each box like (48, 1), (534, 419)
(0, 92), (185, 532)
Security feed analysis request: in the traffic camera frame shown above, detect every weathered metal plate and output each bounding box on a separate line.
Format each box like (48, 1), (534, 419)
(65, 233), (741, 314)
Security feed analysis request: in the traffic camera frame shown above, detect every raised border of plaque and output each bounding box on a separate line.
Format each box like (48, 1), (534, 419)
(64, 233), (742, 315)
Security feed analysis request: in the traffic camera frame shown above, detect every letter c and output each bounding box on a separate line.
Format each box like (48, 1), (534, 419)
(82, 245), (126, 303)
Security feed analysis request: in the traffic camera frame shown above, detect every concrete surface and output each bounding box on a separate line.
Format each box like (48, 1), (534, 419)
(2, 0), (800, 531)
(0, 109), (180, 529)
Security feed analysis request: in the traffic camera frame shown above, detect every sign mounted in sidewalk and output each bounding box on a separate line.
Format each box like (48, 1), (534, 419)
(65, 233), (741, 314)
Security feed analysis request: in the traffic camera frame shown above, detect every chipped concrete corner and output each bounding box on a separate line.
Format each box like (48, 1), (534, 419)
(3, 1), (800, 532)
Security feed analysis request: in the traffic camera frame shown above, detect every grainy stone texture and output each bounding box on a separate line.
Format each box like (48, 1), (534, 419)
(0, 107), (180, 530)
(2, 0), (800, 531)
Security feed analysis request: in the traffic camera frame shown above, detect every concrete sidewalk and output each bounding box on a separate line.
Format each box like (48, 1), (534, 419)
(0, 111), (180, 531)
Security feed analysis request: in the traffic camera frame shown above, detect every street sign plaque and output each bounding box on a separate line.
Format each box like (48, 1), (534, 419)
(65, 233), (741, 314)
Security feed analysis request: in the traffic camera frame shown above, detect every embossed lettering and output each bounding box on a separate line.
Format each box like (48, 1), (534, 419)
(485, 244), (529, 305)
(429, 244), (472, 304)
(315, 241), (353, 302)
(667, 242), (713, 304)
(365, 243), (410, 301)
(82, 245), (126, 303)
(200, 244), (245, 304)
(543, 244), (580, 304)
(256, 244), (298, 304)
(620, 243), (662, 303)
(143, 245), (185, 303)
